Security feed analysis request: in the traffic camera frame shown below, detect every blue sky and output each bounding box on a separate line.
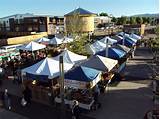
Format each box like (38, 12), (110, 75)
(0, 0), (159, 17)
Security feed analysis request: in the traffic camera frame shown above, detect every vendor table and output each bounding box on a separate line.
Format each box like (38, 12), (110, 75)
(55, 97), (94, 110)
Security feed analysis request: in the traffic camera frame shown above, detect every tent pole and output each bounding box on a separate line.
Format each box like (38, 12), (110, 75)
(105, 38), (108, 57)
(123, 32), (125, 45)
(59, 56), (65, 119)
(21, 72), (25, 89)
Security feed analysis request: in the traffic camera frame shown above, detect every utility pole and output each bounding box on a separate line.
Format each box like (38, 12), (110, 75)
(59, 56), (65, 119)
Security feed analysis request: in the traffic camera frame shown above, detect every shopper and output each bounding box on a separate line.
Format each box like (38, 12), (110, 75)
(1, 88), (11, 110)
(22, 86), (32, 105)
(71, 100), (80, 119)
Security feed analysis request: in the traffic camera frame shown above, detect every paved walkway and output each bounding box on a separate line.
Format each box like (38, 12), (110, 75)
(87, 81), (154, 119)
(0, 79), (96, 119)
(0, 108), (28, 119)
(122, 47), (155, 80)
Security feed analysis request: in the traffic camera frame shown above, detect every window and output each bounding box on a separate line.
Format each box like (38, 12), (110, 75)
(33, 19), (38, 23)
(28, 26), (32, 31)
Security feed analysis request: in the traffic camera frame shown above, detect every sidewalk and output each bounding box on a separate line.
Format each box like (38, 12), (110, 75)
(86, 81), (154, 119)
(0, 80), (95, 119)
(122, 46), (155, 80)
(0, 108), (28, 119)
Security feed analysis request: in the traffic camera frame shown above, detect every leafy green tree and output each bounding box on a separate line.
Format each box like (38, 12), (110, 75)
(136, 17), (143, 24)
(145, 17), (151, 24)
(67, 35), (89, 56)
(99, 12), (108, 16)
(142, 17), (148, 24)
(116, 16), (128, 25)
(111, 17), (117, 23)
(130, 17), (136, 24)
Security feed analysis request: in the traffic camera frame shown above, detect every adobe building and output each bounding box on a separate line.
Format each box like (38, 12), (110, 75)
(64, 8), (96, 33)
(123, 24), (145, 36)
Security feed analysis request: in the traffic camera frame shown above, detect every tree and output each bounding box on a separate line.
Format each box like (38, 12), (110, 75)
(116, 16), (128, 25)
(111, 17), (117, 23)
(142, 17), (148, 24)
(129, 17), (136, 25)
(99, 12), (108, 16)
(136, 17), (143, 24)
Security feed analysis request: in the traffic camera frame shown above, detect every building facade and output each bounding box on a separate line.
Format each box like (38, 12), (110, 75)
(0, 13), (64, 37)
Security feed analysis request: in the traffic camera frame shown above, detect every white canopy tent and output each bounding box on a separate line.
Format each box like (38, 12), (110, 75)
(81, 55), (118, 72)
(130, 33), (141, 40)
(49, 37), (63, 45)
(118, 32), (130, 37)
(35, 37), (50, 43)
(88, 41), (107, 54)
(53, 49), (87, 64)
(99, 36), (117, 45)
(22, 57), (73, 79)
(17, 41), (46, 51)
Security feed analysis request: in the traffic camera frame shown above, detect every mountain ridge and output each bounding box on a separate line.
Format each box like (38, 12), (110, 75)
(131, 13), (159, 18)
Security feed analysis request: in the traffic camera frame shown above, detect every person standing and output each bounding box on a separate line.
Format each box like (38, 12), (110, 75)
(22, 86), (32, 105)
(1, 88), (11, 110)
(71, 100), (80, 119)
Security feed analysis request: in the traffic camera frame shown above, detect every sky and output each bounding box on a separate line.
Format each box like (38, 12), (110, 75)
(0, 0), (159, 18)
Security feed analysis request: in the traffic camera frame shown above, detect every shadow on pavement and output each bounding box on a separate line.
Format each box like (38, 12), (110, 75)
(0, 92), (95, 119)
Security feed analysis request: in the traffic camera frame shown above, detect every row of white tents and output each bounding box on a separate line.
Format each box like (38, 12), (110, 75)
(87, 32), (141, 55)
(36, 36), (73, 45)
(21, 49), (118, 89)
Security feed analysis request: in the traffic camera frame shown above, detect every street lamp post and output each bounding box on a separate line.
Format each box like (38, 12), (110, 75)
(59, 56), (65, 119)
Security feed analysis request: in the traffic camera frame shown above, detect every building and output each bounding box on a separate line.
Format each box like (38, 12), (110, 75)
(123, 24), (145, 36)
(64, 8), (96, 33)
(0, 13), (35, 32)
(94, 16), (112, 28)
(0, 13), (64, 38)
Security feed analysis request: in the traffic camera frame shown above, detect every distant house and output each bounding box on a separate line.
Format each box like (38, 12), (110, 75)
(64, 8), (96, 33)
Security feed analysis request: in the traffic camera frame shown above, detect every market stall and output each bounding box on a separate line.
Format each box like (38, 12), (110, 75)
(80, 55), (118, 92)
(54, 66), (102, 110)
(21, 57), (73, 104)
(95, 47), (126, 60)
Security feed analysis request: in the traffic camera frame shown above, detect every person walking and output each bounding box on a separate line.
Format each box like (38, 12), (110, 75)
(71, 100), (80, 119)
(22, 86), (32, 105)
(1, 88), (11, 110)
